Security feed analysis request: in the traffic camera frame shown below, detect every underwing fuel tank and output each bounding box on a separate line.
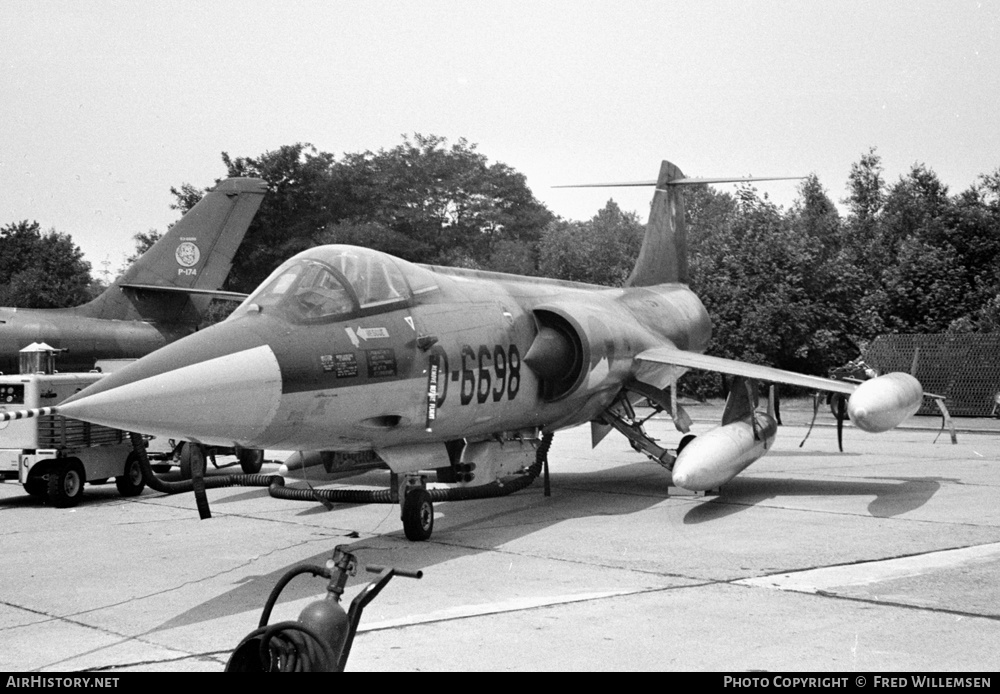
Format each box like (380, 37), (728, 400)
(671, 413), (778, 492)
(847, 372), (923, 433)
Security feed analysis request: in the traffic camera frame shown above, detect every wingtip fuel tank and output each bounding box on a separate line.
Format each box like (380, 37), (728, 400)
(847, 372), (923, 433)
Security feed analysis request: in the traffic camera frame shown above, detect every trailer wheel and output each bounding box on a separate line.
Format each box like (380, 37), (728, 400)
(48, 460), (85, 508)
(116, 452), (146, 497)
(22, 477), (47, 498)
(238, 448), (264, 474)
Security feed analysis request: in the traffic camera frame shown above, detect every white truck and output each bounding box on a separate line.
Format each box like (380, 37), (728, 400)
(0, 372), (144, 507)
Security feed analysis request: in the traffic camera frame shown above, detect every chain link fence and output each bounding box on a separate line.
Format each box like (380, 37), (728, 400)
(864, 334), (1000, 417)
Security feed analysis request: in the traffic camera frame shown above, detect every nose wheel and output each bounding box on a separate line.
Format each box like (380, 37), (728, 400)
(401, 486), (434, 541)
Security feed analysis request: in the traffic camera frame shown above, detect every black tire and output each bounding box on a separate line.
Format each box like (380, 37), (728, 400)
(116, 452), (145, 497)
(47, 460), (85, 508)
(402, 487), (434, 541)
(178, 443), (196, 480)
(238, 449), (264, 474)
(22, 477), (47, 498)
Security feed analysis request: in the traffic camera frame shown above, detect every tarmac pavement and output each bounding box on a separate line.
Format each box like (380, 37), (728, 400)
(0, 401), (998, 672)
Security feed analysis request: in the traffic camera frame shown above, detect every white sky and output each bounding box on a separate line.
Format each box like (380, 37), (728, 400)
(2, 0), (998, 278)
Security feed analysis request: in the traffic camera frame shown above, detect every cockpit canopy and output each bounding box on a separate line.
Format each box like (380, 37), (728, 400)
(232, 245), (439, 323)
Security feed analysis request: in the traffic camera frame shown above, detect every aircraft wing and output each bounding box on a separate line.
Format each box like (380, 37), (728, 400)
(635, 347), (857, 395)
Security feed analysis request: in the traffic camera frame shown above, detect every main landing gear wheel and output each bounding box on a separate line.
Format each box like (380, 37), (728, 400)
(48, 460), (85, 508)
(402, 487), (434, 542)
(238, 448), (264, 474)
(116, 452), (146, 497)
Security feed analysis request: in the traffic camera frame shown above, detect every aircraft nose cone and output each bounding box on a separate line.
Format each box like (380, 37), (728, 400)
(59, 344), (283, 447)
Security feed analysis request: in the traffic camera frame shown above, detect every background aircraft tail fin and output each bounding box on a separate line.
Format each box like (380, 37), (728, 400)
(77, 177), (266, 324)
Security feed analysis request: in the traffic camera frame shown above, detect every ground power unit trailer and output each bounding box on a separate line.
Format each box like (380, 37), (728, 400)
(0, 347), (143, 507)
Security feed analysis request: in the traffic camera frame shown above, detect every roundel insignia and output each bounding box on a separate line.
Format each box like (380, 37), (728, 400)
(175, 242), (201, 268)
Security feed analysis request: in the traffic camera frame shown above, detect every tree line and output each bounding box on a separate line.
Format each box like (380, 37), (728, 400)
(684, 148), (1000, 383)
(0, 220), (94, 308)
(4, 137), (998, 392)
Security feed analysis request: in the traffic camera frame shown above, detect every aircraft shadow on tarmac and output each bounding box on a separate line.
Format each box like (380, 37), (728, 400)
(150, 459), (961, 635)
(680, 475), (957, 524)
(152, 460), (683, 633)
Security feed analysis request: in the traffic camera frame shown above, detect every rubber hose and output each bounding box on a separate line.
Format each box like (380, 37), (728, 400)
(258, 565), (329, 628)
(261, 621), (338, 672)
(189, 440), (211, 520)
(226, 621), (337, 672)
(269, 432), (552, 505)
(129, 432), (554, 508)
(128, 433), (272, 493)
(226, 564), (337, 672)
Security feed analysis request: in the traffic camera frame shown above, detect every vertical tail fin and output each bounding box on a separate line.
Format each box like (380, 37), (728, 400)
(626, 164), (803, 287)
(78, 178), (266, 323)
(559, 161), (802, 288)
(626, 160), (689, 287)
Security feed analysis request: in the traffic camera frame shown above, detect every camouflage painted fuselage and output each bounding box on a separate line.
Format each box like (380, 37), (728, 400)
(61, 245), (711, 457)
(0, 307), (186, 374)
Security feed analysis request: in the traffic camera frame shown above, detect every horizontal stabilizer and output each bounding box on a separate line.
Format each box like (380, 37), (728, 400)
(119, 283), (249, 301)
(555, 175), (803, 189)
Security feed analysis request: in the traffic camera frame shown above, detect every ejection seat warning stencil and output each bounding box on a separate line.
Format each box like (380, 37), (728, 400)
(366, 349), (397, 378)
(322, 353), (359, 379)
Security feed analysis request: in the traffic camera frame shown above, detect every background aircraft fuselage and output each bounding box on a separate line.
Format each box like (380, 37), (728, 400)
(0, 307), (186, 374)
(0, 177), (265, 375)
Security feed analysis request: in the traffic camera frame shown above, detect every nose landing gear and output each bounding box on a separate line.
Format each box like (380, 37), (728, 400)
(402, 484), (434, 541)
(395, 474), (434, 541)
